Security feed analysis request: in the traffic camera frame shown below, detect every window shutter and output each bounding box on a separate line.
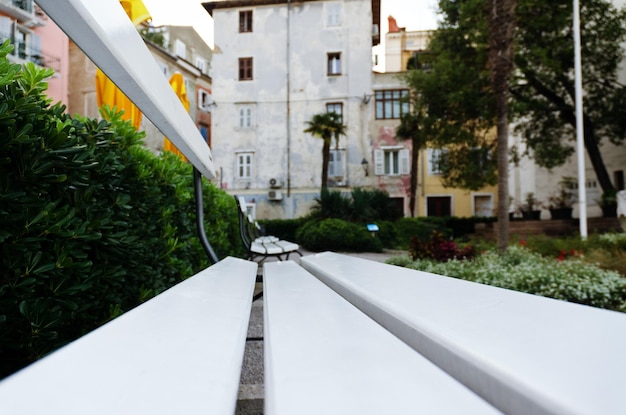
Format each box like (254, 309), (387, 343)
(30, 33), (41, 56)
(374, 149), (384, 175)
(328, 152), (336, 177)
(337, 150), (344, 177)
(400, 149), (410, 175)
(0, 17), (12, 41)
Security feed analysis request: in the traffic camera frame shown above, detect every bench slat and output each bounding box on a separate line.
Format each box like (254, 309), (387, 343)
(263, 261), (500, 415)
(0, 257), (257, 415)
(301, 252), (626, 415)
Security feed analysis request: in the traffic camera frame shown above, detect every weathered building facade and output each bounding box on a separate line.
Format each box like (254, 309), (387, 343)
(204, 0), (380, 219)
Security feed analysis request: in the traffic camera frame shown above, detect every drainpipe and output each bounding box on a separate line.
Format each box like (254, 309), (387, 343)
(286, 0), (291, 198)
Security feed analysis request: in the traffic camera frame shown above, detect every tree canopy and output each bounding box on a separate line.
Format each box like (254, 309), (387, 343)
(404, 0), (626, 195)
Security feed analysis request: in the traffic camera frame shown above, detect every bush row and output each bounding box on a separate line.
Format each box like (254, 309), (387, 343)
(0, 45), (242, 378)
(261, 215), (494, 252)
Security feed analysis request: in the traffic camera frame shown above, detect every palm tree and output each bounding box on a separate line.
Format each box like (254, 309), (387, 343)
(488, 0), (516, 253)
(396, 112), (423, 217)
(304, 112), (346, 189)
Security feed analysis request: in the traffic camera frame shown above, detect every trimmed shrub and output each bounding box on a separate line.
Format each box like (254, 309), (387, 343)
(296, 219), (383, 252)
(259, 217), (308, 242)
(376, 220), (398, 248)
(394, 217), (450, 248)
(0, 44), (241, 378)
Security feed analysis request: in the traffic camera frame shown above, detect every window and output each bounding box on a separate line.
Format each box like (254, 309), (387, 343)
(198, 89), (212, 110)
(195, 57), (207, 73)
(198, 124), (209, 145)
(328, 149), (345, 178)
(327, 52), (341, 75)
(428, 148), (447, 176)
(427, 196), (452, 217)
(375, 89), (409, 119)
(239, 57), (253, 80)
(174, 39), (186, 58)
(473, 194), (494, 217)
(326, 2), (342, 27)
(239, 10), (253, 33)
(238, 106), (252, 128)
(236, 152), (253, 180)
(374, 148), (409, 176)
(326, 102), (343, 123)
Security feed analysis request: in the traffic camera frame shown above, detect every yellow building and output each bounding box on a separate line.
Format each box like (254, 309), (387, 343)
(369, 21), (497, 218)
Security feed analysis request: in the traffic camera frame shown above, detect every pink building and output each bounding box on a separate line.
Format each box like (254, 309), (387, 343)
(0, 1), (69, 105)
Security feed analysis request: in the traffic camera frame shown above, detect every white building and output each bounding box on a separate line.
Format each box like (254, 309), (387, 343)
(204, 0), (380, 219)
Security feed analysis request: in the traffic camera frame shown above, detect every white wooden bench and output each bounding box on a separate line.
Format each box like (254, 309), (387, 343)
(236, 196), (302, 263)
(7, 1), (625, 414)
(0, 257), (258, 414)
(298, 252), (626, 415)
(263, 261), (500, 414)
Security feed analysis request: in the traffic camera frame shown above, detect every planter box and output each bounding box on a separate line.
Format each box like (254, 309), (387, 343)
(549, 207), (573, 220)
(521, 210), (541, 220)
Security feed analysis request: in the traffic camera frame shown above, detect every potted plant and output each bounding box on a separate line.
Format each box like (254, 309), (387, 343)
(548, 177), (575, 220)
(519, 192), (543, 220)
(597, 190), (617, 217)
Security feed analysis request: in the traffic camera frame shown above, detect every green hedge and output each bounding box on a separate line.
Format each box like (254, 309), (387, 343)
(0, 43), (242, 378)
(259, 217), (309, 242)
(296, 219), (383, 252)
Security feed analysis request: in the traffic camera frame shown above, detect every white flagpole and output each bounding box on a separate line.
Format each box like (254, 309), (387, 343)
(573, 0), (588, 239)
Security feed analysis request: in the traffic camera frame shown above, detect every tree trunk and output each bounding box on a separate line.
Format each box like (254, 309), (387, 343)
(321, 138), (330, 189)
(495, 94), (510, 253)
(488, 0), (516, 253)
(581, 117), (615, 195)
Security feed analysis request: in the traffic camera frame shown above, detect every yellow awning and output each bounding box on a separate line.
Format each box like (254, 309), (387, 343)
(163, 72), (190, 161)
(120, 0), (151, 26)
(96, 0), (151, 130)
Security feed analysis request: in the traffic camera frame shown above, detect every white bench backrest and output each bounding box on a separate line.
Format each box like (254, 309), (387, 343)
(36, 0), (215, 179)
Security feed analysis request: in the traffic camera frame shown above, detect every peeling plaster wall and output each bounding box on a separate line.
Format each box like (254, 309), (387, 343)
(211, 0), (373, 219)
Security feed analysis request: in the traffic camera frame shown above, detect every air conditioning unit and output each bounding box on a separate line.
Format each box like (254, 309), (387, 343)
(269, 178), (281, 189)
(268, 190), (283, 201)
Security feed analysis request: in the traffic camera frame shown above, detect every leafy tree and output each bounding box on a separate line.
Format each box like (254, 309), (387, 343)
(511, 0), (626, 195)
(304, 112), (346, 189)
(403, 4), (498, 192)
(427, 0), (626, 197)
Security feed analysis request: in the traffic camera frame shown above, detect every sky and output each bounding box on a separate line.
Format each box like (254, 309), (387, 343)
(141, 0), (440, 48)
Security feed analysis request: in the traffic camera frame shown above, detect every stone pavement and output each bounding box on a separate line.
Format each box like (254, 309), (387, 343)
(235, 249), (405, 414)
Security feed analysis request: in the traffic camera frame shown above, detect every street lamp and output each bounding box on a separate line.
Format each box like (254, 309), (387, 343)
(361, 158), (369, 176)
